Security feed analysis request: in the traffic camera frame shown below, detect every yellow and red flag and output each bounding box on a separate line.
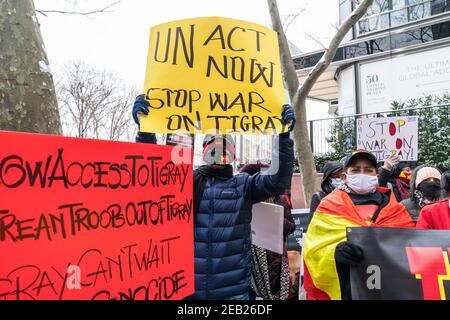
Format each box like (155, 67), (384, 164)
(303, 188), (414, 300)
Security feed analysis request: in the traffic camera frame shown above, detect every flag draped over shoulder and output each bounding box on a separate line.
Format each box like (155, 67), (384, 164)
(303, 188), (414, 300)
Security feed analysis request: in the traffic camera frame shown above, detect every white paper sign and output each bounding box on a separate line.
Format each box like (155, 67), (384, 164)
(357, 116), (419, 161)
(251, 202), (284, 254)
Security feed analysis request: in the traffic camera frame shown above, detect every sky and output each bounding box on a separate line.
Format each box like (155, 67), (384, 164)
(34, 0), (339, 120)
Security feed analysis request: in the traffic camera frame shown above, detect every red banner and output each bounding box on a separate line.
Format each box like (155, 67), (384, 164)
(0, 131), (194, 300)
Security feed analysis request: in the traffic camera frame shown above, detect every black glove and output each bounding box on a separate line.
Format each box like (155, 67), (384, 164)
(132, 94), (150, 125)
(335, 241), (363, 266)
(281, 104), (296, 132)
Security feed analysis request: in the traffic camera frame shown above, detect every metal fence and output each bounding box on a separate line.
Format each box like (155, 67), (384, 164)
(307, 104), (450, 156)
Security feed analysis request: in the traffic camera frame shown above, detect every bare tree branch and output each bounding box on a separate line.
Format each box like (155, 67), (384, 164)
(305, 32), (328, 50)
(56, 61), (135, 141)
(296, 0), (374, 104)
(281, 8), (305, 33)
(330, 22), (340, 31)
(267, 0), (374, 203)
(36, 1), (120, 17)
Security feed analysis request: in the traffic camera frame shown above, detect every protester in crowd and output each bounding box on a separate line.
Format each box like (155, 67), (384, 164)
(416, 171), (450, 229)
(240, 163), (296, 300)
(378, 154), (412, 202)
(131, 94), (296, 300)
(303, 150), (414, 300)
(401, 165), (443, 223)
(308, 161), (343, 223)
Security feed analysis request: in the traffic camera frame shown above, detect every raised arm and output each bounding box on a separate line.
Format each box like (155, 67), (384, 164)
(378, 154), (400, 187)
(248, 104), (295, 204)
(132, 94), (157, 144)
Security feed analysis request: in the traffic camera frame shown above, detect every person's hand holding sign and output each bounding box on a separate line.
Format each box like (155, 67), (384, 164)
(281, 104), (296, 133)
(383, 153), (401, 171)
(335, 241), (363, 266)
(132, 94), (156, 144)
(132, 94), (150, 125)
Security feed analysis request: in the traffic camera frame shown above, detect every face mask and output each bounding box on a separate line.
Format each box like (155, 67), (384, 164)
(330, 178), (342, 189)
(346, 174), (379, 195)
(419, 181), (442, 201)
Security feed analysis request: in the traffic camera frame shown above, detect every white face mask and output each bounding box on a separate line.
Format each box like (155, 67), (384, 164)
(346, 174), (378, 195)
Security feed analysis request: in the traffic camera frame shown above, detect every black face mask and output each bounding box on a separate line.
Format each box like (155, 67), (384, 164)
(419, 181), (442, 200)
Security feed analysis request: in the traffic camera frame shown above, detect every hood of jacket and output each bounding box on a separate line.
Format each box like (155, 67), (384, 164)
(321, 161), (343, 194)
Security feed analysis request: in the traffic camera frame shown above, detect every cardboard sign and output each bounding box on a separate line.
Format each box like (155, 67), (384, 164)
(141, 17), (287, 135)
(251, 202), (283, 254)
(0, 131), (194, 300)
(357, 116), (418, 161)
(348, 227), (450, 300)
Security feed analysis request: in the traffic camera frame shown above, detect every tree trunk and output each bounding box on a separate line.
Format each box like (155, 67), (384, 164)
(0, 0), (61, 134)
(268, 0), (373, 205)
(268, 0), (318, 205)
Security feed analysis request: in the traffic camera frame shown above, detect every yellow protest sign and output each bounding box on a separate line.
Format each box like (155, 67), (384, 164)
(141, 16), (288, 135)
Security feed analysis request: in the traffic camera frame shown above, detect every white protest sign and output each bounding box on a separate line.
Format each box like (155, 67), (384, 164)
(357, 116), (419, 161)
(251, 202), (284, 254)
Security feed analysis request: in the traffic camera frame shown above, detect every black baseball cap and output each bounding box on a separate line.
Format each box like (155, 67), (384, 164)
(343, 150), (378, 169)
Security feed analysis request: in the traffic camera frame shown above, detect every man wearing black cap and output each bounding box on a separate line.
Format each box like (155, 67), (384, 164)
(131, 95), (296, 300)
(303, 150), (414, 300)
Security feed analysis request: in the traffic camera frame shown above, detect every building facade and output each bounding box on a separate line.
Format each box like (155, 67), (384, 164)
(294, 0), (450, 115)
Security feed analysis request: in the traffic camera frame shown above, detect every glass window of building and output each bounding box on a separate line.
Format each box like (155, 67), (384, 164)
(358, 0), (390, 34)
(391, 0), (409, 26)
(408, 0), (432, 23)
(356, 0), (449, 35)
(293, 20), (450, 70)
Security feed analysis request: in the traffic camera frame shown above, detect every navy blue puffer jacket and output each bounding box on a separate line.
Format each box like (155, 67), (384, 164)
(135, 132), (294, 300)
(190, 134), (294, 299)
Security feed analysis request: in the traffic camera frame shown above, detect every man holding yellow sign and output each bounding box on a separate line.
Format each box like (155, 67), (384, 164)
(132, 17), (296, 300)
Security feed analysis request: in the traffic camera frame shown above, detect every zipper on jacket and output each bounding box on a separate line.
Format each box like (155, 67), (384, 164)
(206, 177), (215, 298)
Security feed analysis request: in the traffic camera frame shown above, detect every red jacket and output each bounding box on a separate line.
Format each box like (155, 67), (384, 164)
(416, 198), (450, 230)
